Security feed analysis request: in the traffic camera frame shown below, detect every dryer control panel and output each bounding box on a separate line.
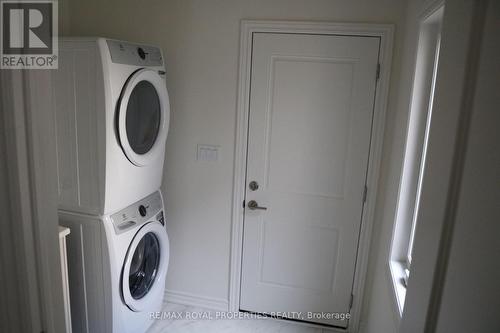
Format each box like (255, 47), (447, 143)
(110, 190), (164, 234)
(107, 39), (163, 67)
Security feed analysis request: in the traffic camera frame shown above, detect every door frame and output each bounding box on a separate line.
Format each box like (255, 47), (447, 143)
(0, 70), (66, 331)
(229, 20), (394, 332)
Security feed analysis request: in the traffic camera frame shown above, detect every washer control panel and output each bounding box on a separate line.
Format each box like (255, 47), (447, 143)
(106, 39), (163, 67)
(111, 190), (164, 234)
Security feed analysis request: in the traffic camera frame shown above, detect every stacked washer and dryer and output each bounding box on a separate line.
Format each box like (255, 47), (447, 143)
(54, 38), (170, 333)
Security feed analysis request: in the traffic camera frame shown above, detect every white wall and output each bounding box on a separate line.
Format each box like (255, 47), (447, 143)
(67, 0), (408, 325)
(434, 1), (500, 331)
(360, 0), (427, 332)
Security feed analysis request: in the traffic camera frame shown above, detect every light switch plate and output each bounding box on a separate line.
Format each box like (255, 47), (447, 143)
(197, 144), (219, 162)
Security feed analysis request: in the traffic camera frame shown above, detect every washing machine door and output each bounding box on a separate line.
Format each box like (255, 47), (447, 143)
(121, 221), (169, 311)
(117, 68), (170, 166)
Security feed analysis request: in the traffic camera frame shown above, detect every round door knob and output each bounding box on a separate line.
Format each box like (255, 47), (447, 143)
(249, 181), (259, 191)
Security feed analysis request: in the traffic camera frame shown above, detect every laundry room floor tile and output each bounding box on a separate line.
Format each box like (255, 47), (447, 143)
(147, 302), (334, 333)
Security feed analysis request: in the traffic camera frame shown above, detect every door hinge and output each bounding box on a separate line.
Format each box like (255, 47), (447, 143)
(376, 63), (381, 81)
(242, 200), (245, 208)
(349, 293), (354, 310)
(362, 185), (368, 203)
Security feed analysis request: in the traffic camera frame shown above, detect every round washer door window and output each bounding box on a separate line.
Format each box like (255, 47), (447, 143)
(122, 222), (170, 312)
(128, 232), (160, 299)
(118, 69), (170, 166)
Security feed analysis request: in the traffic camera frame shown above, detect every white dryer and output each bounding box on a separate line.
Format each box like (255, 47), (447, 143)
(60, 190), (169, 333)
(53, 38), (170, 215)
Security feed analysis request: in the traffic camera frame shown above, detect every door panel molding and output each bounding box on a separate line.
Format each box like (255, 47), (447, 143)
(229, 20), (394, 332)
(264, 55), (357, 199)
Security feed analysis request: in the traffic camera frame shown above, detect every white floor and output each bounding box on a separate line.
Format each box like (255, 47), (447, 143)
(147, 302), (337, 333)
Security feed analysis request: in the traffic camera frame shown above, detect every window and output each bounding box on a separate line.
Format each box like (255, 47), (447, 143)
(389, 6), (443, 316)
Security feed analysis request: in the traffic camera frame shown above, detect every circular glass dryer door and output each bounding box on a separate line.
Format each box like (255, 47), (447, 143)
(121, 222), (169, 311)
(117, 69), (170, 166)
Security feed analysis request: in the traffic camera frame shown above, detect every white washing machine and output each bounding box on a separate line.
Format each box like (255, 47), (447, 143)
(60, 190), (169, 333)
(53, 38), (170, 215)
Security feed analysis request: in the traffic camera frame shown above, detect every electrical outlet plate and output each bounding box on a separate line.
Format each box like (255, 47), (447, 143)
(197, 144), (219, 161)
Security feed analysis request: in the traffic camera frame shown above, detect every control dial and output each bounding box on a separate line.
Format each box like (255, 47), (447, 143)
(138, 205), (147, 217)
(137, 47), (146, 60)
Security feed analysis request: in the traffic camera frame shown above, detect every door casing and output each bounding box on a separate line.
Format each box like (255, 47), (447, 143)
(229, 20), (394, 332)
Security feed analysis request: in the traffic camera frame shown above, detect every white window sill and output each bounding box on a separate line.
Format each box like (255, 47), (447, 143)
(389, 260), (407, 317)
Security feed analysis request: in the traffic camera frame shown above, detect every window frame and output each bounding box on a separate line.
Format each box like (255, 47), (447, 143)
(389, 5), (443, 317)
(406, 37), (440, 270)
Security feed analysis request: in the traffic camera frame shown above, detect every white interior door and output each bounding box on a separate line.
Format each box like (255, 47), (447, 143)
(240, 33), (380, 328)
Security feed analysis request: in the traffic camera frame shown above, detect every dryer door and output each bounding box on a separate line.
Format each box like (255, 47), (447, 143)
(121, 221), (169, 311)
(117, 68), (170, 166)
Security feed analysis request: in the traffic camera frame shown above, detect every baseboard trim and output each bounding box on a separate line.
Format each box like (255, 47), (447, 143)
(164, 289), (229, 312)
